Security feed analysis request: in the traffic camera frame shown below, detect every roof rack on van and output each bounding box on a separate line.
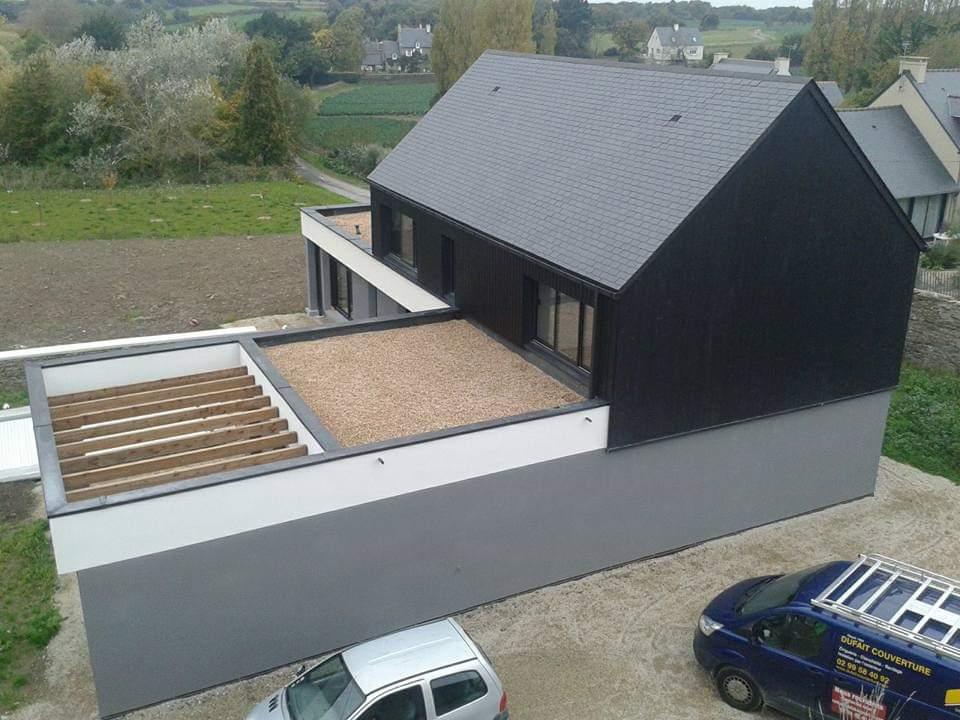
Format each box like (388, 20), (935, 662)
(811, 554), (960, 661)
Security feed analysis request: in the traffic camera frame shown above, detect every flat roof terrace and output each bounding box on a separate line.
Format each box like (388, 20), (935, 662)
(265, 319), (583, 446)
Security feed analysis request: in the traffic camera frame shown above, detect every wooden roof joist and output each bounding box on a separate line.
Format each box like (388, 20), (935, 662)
(47, 367), (249, 406)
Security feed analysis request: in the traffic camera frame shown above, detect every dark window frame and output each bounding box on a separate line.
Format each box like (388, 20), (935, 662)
(389, 210), (417, 269)
(533, 280), (595, 372)
(330, 257), (353, 319)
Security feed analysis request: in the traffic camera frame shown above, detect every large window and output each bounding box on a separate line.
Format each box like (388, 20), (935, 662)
(390, 210), (416, 267)
(534, 281), (595, 371)
(902, 194), (947, 238)
(330, 258), (352, 319)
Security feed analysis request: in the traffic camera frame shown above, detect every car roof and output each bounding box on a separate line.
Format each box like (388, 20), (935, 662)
(342, 619), (476, 694)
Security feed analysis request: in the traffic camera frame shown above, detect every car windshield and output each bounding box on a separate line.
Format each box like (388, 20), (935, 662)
(737, 563), (832, 616)
(286, 655), (365, 720)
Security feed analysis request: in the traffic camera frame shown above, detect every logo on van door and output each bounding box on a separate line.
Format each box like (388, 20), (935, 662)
(831, 686), (887, 720)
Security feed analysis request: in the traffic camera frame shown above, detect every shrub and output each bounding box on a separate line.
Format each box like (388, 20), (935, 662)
(921, 243), (960, 270)
(324, 143), (385, 177)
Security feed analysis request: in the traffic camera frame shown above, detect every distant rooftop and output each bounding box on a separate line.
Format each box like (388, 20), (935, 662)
(913, 69), (960, 148)
(652, 26), (702, 47)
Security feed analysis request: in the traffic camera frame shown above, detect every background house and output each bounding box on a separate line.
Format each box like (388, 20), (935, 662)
(398, 23), (432, 58)
(361, 40), (399, 71)
(360, 24), (431, 72)
(710, 52), (790, 75)
(871, 56), (960, 231)
(647, 24), (703, 63)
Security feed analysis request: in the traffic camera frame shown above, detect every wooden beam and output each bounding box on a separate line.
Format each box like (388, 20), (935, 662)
(56, 407), (280, 458)
(50, 375), (255, 419)
(65, 445), (308, 501)
(52, 386), (263, 431)
(47, 367), (247, 406)
(59, 419), (290, 473)
(62, 431), (298, 489)
(53, 396), (272, 444)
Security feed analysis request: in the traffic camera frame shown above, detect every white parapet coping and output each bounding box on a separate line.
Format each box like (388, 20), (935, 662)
(302, 213), (448, 312)
(0, 327), (257, 364)
(49, 405), (609, 573)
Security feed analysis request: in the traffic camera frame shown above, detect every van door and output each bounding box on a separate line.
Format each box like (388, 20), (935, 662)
(749, 612), (834, 716)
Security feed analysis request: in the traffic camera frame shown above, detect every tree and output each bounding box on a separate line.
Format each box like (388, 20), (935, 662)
(20, 0), (82, 45)
(77, 11), (127, 51)
(612, 19), (648, 60)
(919, 32), (960, 69)
(554, 0), (591, 57)
(232, 42), (289, 164)
(700, 14), (719, 31)
(536, 6), (557, 55)
(779, 31), (805, 66)
(330, 6), (364, 70)
(0, 52), (56, 162)
(481, 0), (535, 54)
(745, 44), (776, 61)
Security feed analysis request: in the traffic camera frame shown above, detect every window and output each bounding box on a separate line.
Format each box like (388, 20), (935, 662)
(285, 654), (366, 720)
(431, 672), (487, 716)
(390, 211), (416, 268)
(754, 614), (829, 660)
(358, 686), (426, 720)
(330, 258), (352, 319)
(533, 280), (595, 371)
(441, 236), (455, 299)
(905, 195), (947, 237)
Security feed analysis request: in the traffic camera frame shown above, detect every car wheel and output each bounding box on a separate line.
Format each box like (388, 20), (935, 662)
(715, 667), (763, 712)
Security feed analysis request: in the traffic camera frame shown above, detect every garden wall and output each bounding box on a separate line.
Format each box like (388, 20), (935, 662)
(905, 289), (960, 373)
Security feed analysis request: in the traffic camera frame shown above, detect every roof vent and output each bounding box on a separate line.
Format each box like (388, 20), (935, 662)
(668, 114), (682, 122)
(490, 85), (501, 94)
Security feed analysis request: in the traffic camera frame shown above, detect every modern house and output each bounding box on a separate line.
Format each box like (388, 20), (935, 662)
(27, 52), (921, 718)
(871, 56), (960, 231)
(647, 24), (703, 64)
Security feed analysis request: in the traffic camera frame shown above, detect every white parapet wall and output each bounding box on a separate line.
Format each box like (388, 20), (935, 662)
(302, 212), (448, 312)
(50, 405), (609, 573)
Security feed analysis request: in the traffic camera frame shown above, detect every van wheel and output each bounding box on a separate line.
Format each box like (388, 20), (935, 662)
(715, 668), (763, 712)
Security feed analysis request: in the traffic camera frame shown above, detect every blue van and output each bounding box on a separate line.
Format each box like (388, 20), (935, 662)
(694, 555), (960, 719)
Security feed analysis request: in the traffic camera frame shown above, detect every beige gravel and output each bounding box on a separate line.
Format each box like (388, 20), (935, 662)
(8, 459), (958, 720)
(329, 213), (371, 249)
(265, 320), (583, 446)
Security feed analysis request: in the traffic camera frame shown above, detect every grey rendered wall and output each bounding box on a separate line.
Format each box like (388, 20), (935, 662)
(377, 289), (403, 315)
(77, 391), (889, 717)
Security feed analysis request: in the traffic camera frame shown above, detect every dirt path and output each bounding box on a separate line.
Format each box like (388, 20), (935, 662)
(6, 458), (958, 720)
(0, 235), (308, 393)
(294, 158), (370, 204)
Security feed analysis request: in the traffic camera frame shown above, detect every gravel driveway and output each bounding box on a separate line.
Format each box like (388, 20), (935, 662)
(7, 458), (957, 720)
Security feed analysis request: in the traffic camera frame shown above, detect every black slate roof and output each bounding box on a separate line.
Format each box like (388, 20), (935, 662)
(839, 107), (957, 200)
(368, 51), (808, 291)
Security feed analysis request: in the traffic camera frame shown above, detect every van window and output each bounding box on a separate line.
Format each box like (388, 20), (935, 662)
(358, 686), (426, 720)
(755, 614), (829, 660)
(737, 563), (832, 615)
(430, 671), (488, 715)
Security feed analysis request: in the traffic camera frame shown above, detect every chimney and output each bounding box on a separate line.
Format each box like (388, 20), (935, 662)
(673, 23), (679, 31)
(712, 51), (729, 65)
(774, 56), (791, 76)
(426, 23), (431, 33)
(397, 22), (402, 39)
(899, 56), (928, 83)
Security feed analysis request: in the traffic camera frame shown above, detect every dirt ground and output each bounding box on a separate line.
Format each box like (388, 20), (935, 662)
(4, 457), (957, 720)
(0, 235), (308, 392)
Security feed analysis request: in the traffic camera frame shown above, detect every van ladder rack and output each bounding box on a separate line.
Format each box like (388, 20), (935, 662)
(811, 554), (960, 662)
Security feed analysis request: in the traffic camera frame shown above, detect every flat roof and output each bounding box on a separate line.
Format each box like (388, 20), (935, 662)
(264, 320), (583, 447)
(343, 619), (473, 694)
(329, 212), (372, 251)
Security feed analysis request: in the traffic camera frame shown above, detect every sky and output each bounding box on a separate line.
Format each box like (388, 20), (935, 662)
(589, 0), (812, 8)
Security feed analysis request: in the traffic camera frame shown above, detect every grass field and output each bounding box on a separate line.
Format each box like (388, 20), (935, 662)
(592, 20), (810, 60)
(318, 83), (436, 116)
(0, 389), (28, 408)
(883, 364), (960, 484)
(0, 520), (60, 711)
(304, 115), (417, 149)
(0, 181), (346, 242)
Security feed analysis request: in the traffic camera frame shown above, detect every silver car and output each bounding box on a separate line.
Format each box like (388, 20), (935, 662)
(246, 619), (508, 720)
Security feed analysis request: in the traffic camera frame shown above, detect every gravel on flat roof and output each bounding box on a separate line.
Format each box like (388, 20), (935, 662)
(265, 320), (583, 447)
(329, 212), (372, 249)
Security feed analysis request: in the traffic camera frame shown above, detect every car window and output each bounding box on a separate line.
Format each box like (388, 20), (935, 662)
(431, 671), (488, 716)
(357, 686), (426, 720)
(756, 614), (829, 660)
(285, 655), (366, 720)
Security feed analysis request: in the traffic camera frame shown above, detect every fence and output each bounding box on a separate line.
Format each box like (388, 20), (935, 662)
(915, 268), (960, 300)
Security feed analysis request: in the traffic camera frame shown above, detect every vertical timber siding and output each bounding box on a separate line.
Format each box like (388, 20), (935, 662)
(608, 88), (919, 447)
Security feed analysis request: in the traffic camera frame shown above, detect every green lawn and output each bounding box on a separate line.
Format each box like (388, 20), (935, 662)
(304, 116), (417, 150)
(0, 389), (28, 408)
(0, 182), (347, 242)
(0, 521), (60, 711)
(883, 365), (960, 484)
(318, 83), (436, 116)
